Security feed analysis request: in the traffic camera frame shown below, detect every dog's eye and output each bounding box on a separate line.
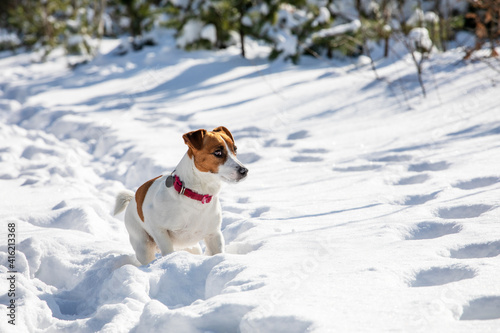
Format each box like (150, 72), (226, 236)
(213, 149), (223, 158)
(233, 146), (238, 154)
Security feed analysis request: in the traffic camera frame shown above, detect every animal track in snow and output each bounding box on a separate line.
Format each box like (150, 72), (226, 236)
(405, 222), (462, 240)
(400, 191), (440, 206)
(460, 296), (500, 320)
(299, 148), (329, 154)
(409, 265), (476, 287)
(291, 156), (324, 162)
(287, 130), (310, 140)
(232, 126), (266, 139)
(237, 152), (261, 164)
(395, 174), (429, 185)
(372, 154), (413, 162)
(237, 197), (249, 204)
(291, 148), (329, 163)
(22, 178), (39, 186)
(21, 145), (61, 159)
(333, 165), (381, 172)
(224, 206), (245, 214)
(453, 177), (500, 190)
(449, 241), (500, 259)
(408, 161), (450, 172)
(437, 204), (493, 219)
(252, 206), (270, 218)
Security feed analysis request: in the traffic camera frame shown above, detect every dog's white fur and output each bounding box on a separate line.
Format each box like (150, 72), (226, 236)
(114, 127), (247, 265)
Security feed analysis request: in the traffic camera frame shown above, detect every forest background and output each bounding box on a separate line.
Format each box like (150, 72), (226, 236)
(0, 0), (499, 65)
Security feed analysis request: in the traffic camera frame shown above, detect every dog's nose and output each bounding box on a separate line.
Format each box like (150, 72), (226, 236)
(238, 166), (248, 177)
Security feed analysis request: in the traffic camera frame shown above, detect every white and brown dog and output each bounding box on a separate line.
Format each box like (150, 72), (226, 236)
(114, 126), (248, 265)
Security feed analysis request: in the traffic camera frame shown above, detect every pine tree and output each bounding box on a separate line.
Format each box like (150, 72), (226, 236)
(5, 0), (104, 61)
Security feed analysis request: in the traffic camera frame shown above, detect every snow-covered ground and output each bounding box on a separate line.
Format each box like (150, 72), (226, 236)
(0, 31), (499, 332)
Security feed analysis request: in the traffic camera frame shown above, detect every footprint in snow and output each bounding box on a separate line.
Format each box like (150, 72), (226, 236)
(453, 177), (500, 190)
(263, 138), (294, 148)
(449, 241), (500, 259)
(409, 265), (476, 287)
(291, 148), (329, 163)
(408, 161), (450, 172)
(437, 204), (493, 219)
(372, 154), (413, 162)
(21, 145), (61, 159)
(22, 178), (39, 186)
(460, 296), (500, 321)
(237, 152), (261, 164)
(333, 164), (381, 172)
(394, 174), (429, 185)
(299, 148), (329, 154)
(291, 156), (324, 162)
(405, 222), (462, 240)
(400, 191), (440, 206)
(237, 197), (249, 204)
(252, 206), (270, 218)
(224, 206), (245, 214)
(232, 126), (266, 139)
(223, 219), (263, 255)
(287, 130), (309, 140)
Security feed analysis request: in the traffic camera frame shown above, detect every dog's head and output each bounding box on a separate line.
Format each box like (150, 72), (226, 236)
(183, 126), (248, 182)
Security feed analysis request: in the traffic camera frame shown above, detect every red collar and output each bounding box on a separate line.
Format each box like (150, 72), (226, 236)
(173, 175), (213, 204)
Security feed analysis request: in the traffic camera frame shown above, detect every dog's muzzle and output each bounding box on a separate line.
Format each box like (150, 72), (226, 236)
(238, 166), (248, 178)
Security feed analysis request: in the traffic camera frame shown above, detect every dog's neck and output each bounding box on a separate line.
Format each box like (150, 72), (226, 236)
(174, 153), (223, 196)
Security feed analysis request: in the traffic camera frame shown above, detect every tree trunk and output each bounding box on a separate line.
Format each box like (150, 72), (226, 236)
(240, 26), (246, 58)
(238, 4), (246, 58)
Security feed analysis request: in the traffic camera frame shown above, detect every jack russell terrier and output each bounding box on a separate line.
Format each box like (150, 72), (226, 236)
(113, 126), (248, 265)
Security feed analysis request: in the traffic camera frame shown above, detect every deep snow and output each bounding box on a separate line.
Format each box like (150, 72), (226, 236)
(0, 30), (499, 332)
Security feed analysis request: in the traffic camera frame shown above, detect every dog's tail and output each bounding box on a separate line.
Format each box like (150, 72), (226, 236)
(113, 190), (135, 216)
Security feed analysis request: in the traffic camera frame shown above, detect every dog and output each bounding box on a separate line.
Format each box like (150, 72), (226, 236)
(113, 126), (248, 265)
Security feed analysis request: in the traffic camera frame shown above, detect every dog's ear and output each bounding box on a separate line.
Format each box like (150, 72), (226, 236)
(183, 129), (207, 151)
(213, 126), (234, 144)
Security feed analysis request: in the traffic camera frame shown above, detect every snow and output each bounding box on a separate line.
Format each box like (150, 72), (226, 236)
(1, 29), (500, 332)
(408, 27), (433, 52)
(424, 11), (439, 24)
(271, 29), (298, 58)
(312, 7), (331, 27)
(312, 19), (361, 39)
(200, 24), (217, 44)
(241, 16), (253, 28)
(407, 9), (439, 26)
(0, 29), (21, 48)
(407, 8), (424, 27)
(177, 19), (205, 48)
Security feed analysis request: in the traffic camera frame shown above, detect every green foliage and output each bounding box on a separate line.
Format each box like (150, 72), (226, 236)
(119, 0), (156, 36)
(4, 0), (105, 60)
(0, 0), (488, 64)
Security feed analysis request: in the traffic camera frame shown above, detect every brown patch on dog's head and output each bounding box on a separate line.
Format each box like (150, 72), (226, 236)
(183, 127), (237, 173)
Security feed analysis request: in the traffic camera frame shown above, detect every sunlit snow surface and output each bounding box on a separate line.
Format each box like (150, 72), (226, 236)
(0, 31), (499, 332)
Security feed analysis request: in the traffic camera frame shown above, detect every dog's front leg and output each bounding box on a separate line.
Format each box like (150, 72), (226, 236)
(153, 229), (175, 256)
(204, 231), (224, 256)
